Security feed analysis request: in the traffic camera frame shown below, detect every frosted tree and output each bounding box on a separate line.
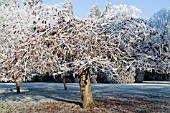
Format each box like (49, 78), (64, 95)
(102, 2), (113, 18)
(88, 4), (101, 19)
(58, 0), (74, 22)
(0, 2), (95, 108)
(94, 5), (143, 83)
(149, 9), (169, 34)
(0, 1), (170, 109)
(96, 4), (169, 82)
(62, 0), (74, 16)
(147, 9), (170, 76)
(0, 2), (138, 108)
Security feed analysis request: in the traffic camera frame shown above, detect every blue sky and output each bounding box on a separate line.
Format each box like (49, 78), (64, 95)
(21, 0), (170, 20)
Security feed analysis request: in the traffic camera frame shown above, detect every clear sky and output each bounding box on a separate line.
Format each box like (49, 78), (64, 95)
(22, 0), (170, 20)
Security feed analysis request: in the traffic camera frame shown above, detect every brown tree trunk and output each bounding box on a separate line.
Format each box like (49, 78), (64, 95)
(62, 74), (67, 90)
(78, 67), (95, 109)
(16, 75), (21, 93)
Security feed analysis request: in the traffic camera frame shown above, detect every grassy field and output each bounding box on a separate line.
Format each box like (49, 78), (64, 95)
(0, 82), (170, 113)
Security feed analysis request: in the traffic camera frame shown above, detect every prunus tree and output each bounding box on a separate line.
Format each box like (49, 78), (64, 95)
(0, 1), (170, 109)
(0, 1), (96, 108)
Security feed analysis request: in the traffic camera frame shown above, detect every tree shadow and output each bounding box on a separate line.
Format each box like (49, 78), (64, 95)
(0, 84), (82, 107)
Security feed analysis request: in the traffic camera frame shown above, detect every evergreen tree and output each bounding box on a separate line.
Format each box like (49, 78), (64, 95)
(62, 0), (74, 17)
(58, 1), (74, 22)
(102, 2), (113, 18)
(88, 4), (101, 19)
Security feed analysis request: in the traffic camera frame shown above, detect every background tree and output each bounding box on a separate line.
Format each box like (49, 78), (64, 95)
(149, 8), (169, 34)
(59, 0), (74, 22)
(88, 4), (101, 19)
(62, 0), (74, 16)
(102, 2), (113, 18)
(166, 8), (170, 36)
(111, 3), (141, 20)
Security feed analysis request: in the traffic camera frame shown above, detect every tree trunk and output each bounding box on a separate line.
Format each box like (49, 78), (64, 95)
(78, 67), (95, 109)
(23, 61), (27, 82)
(16, 74), (21, 93)
(62, 74), (67, 90)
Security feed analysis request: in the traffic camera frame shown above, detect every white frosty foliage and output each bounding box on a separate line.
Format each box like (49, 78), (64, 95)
(149, 9), (169, 34)
(0, 4), (34, 68)
(112, 3), (141, 19)
(167, 9), (170, 35)
(23, 0), (42, 12)
(0, 0), (19, 8)
(58, 1), (74, 22)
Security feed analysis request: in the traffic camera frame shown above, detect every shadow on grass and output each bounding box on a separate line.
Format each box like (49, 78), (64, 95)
(0, 86), (82, 107)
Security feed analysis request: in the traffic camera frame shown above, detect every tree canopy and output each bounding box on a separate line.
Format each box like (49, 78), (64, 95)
(0, 1), (169, 83)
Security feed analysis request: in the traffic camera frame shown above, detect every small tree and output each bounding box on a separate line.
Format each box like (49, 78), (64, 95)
(102, 2), (113, 18)
(88, 4), (101, 19)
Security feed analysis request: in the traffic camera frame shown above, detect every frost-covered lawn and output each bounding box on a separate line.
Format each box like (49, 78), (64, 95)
(0, 82), (170, 113)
